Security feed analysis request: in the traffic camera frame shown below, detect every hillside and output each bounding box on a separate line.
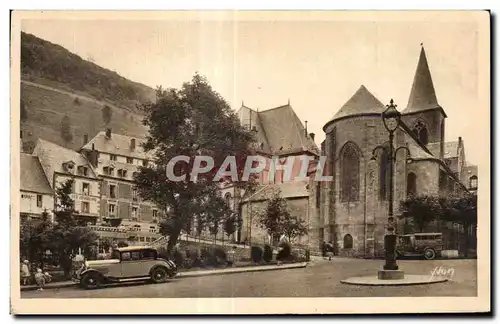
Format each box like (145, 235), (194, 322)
(19, 32), (155, 153)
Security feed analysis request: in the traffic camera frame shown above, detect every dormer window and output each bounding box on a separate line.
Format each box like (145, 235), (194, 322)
(117, 169), (128, 178)
(103, 166), (114, 176)
(63, 161), (75, 173)
(78, 166), (89, 176)
(110, 154), (117, 161)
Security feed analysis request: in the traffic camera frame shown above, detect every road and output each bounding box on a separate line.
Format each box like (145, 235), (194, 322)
(21, 258), (477, 298)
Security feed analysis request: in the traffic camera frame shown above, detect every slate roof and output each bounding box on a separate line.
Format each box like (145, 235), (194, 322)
(465, 164), (478, 177)
(81, 131), (154, 160)
(403, 46), (441, 114)
(32, 138), (98, 188)
(426, 142), (441, 158)
(242, 181), (310, 202)
(443, 141), (459, 159)
(406, 138), (435, 160)
(20, 153), (53, 194)
(327, 85), (386, 124)
(237, 104), (319, 156)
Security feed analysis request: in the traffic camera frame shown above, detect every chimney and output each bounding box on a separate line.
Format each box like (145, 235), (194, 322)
(309, 133), (315, 141)
(130, 138), (136, 150)
(105, 128), (112, 139)
(83, 134), (88, 145)
(304, 121), (308, 136)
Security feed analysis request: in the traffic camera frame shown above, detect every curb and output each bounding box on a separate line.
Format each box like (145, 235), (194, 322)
(177, 262), (308, 279)
(21, 262), (308, 291)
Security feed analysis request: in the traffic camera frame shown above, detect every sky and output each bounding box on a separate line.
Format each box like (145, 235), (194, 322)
(20, 12), (486, 166)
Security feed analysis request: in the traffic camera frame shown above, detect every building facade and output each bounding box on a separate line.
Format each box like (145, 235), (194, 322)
(32, 139), (101, 225)
(315, 46), (477, 257)
(80, 129), (161, 245)
(20, 153), (54, 221)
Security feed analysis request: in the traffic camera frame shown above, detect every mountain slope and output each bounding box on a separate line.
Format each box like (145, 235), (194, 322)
(19, 32), (155, 153)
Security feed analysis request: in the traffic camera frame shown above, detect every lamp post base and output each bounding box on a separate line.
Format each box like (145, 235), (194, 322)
(378, 270), (405, 280)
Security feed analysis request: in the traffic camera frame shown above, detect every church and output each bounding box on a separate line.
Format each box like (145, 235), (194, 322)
(310, 46), (478, 257)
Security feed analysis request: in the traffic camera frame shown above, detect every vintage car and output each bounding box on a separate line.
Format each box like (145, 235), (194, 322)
(72, 246), (177, 289)
(396, 233), (444, 260)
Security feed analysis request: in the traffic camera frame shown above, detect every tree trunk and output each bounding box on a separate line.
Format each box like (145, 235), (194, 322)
(166, 229), (180, 257)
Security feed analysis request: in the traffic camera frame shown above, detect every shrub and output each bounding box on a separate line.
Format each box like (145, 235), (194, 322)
(212, 247), (227, 265)
(73, 97), (81, 105)
(276, 243), (291, 261)
(251, 246), (263, 263)
(172, 249), (184, 268)
(263, 245), (273, 263)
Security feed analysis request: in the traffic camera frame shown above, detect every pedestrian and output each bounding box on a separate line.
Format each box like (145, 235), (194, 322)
(34, 268), (46, 291)
(326, 241), (334, 261)
(321, 241), (326, 260)
(44, 271), (53, 284)
(21, 260), (30, 286)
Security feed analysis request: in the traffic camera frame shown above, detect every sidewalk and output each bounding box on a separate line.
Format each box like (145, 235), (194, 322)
(20, 262), (307, 291)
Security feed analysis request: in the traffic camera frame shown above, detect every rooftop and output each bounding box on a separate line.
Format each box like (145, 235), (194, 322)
(326, 85), (386, 125)
(81, 131), (154, 160)
(242, 181), (310, 202)
(32, 138), (98, 188)
(20, 153), (53, 195)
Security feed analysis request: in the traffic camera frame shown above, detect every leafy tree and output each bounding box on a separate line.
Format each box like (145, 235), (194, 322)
(398, 195), (441, 232)
(281, 213), (308, 243)
(20, 99), (28, 122)
(20, 210), (53, 268)
(223, 214), (237, 241)
(206, 192), (233, 242)
(134, 74), (257, 255)
(50, 179), (98, 276)
(60, 114), (73, 145)
(102, 104), (112, 125)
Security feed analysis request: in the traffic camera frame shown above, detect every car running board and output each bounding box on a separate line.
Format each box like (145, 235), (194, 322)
(110, 276), (152, 282)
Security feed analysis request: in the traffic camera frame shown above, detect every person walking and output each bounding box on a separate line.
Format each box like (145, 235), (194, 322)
(21, 260), (30, 286)
(321, 241), (327, 260)
(34, 268), (46, 291)
(326, 241), (334, 261)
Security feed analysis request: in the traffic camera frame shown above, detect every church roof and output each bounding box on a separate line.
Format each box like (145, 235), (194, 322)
(241, 181), (309, 202)
(403, 46), (441, 114)
(237, 104), (319, 156)
(327, 85), (386, 124)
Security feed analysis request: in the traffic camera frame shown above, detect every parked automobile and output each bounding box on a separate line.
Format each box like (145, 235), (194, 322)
(396, 233), (444, 260)
(72, 246), (177, 289)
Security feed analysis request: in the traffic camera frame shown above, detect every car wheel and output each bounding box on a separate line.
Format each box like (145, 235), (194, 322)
(151, 267), (168, 283)
(424, 248), (436, 260)
(80, 272), (101, 289)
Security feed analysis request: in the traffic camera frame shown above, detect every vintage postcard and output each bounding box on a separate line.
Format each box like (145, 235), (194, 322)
(10, 10), (490, 315)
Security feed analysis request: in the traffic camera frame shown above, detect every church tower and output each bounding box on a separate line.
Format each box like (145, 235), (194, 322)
(402, 45), (447, 159)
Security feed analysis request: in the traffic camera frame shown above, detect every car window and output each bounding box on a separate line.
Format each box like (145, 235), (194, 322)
(131, 251), (141, 260)
(142, 249), (156, 260)
(121, 252), (131, 261)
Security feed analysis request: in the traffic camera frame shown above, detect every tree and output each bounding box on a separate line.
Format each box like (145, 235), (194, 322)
(60, 114), (73, 146)
(50, 179), (98, 276)
(102, 104), (112, 125)
(134, 74), (258, 255)
(20, 99), (28, 122)
(206, 191), (233, 242)
(20, 210), (53, 268)
(223, 214), (237, 241)
(440, 193), (477, 257)
(398, 195), (441, 232)
(257, 189), (308, 244)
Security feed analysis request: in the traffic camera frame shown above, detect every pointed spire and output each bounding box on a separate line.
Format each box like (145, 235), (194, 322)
(404, 45), (440, 113)
(288, 98), (290, 106)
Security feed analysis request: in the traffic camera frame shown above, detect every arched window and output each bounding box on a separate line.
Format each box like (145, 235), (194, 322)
(413, 120), (429, 145)
(407, 172), (417, 197)
(343, 234), (353, 249)
(340, 142), (360, 202)
(379, 145), (392, 201)
(224, 193), (232, 208)
(469, 176), (478, 189)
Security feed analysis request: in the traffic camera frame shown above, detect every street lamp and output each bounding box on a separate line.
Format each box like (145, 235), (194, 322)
(371, 99), (413, 278)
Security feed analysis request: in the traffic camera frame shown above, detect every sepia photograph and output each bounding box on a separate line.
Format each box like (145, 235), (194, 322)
(9, 10), (490, 314)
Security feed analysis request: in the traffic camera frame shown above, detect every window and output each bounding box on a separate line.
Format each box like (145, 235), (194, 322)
(109, 185), (116, 198)
(407, 172), (417, 197)
(82, 182), (90, 195)
(118, 169), (128, 178)
(379, 145), (391, 201)
(121, 252), (131, 261)
(81, 166), (88, 176)
(152, 209), (158, 219)
(343, 234), (353, 249)
(103, 167), (114, 176)
(126, 157), (133, 164)
(469, 176), (478, 189)
(130, 251), (141, 260)
(81, 201), (90, 213)
(131, 207), (138, 219)
(412, 120), (429, 145)
(225, 193), (231, 208)
(340, 142), (360, 202)
(143, 160), (149, 167)
(110, 155), (117, 161)
(132, 188), (138, 201)
(316, 182), (321, 209)
(36, 195), (42, 208)
(108, 204), (116, 215)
